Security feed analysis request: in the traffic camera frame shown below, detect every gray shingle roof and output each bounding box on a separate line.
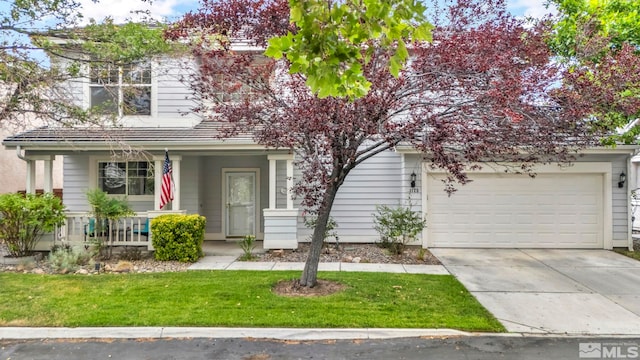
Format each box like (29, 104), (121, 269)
(2, 125), (257, 149)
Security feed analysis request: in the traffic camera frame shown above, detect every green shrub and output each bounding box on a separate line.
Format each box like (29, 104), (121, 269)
(85, 188), (134, 259)
(48, 246), (90, 273)
(238, 234), (256, 261)
(151, 214), (206, 263)
(303, 215), (338, 242)
(372, 202), (426, 255)
(0, 192), (66, 257)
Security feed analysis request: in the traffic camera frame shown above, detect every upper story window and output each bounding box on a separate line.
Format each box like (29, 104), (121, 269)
(90, 63), (152, 116)
(198, 54), (272, 104)
(98, 161), (154, 196)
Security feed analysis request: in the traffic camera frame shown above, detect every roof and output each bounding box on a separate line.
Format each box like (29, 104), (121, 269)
(2, 125), (262, 151)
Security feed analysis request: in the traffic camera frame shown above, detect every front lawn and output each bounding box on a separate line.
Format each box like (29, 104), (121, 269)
(0, 271), (504, 331)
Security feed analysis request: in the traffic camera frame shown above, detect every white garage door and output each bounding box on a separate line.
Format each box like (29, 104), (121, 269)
(427, 172), (605, 248)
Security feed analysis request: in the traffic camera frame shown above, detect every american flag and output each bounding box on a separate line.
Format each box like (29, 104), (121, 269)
(160, 150), (174, 209)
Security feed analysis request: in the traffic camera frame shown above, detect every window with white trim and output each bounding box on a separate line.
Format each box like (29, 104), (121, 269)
(98, 161), (154, 196)
(90, 63), (152, 116)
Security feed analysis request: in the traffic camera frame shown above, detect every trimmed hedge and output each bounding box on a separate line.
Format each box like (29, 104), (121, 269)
(151, 214), (206, 263)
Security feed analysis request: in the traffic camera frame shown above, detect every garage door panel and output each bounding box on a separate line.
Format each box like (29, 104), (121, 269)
(427, 173), (604, 248)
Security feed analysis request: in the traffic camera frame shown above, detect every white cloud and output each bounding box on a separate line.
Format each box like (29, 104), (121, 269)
(77, 0), (196, 24)
(507, 0), (557, 18)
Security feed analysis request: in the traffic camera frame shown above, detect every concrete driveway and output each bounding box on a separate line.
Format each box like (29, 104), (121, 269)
(431, 249), (640, 335)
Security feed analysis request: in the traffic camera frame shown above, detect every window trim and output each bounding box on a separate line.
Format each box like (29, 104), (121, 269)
(84, 62), (158, 119)
(89, 157), (155, 201)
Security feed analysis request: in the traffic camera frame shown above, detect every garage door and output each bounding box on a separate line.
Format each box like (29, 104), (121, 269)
(426, 172), (605, 248)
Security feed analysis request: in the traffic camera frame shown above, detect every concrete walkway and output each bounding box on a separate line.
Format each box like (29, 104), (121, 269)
(188, 256), (449, 274)
(432, 248), (640, 335)
(188, 241), (449, 274)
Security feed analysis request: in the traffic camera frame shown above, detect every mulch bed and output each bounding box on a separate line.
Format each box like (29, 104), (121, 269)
(256, 243), (441, 265)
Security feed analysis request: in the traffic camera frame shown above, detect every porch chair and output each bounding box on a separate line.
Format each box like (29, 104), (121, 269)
(83, 218), (109, 243)
(132, 218), (150, 240)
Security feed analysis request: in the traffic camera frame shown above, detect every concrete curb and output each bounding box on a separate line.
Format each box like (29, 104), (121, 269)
(3, 328), (640, 340)
(0, 327), (470, 340)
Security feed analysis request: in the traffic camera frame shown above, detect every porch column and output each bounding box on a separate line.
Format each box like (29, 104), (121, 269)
(43, 156), (54, 193)
(264, 153), (297, 249)
(25, 160), (36, 194)
(267, 154), (294, 209)
(154, 158), (162, 210)
(153, 154), (182, 210)
(172, 157), (181, 210)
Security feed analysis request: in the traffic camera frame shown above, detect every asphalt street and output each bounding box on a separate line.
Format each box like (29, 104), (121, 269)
(4, 336), (640, 360)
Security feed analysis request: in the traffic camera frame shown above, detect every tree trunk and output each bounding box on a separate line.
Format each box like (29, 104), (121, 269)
(299, 183), (340, 287)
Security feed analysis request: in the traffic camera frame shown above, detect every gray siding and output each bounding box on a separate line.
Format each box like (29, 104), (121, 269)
(275, 160), (287, 208)
(296, 150), (403, 243)
(52, 57), (85, 109)
(155, 57), (200, 120)
(180, 156), (199, 215)
(63, 155), (92, 211)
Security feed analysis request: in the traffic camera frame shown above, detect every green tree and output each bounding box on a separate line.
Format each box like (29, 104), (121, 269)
(0, 0), (176, 131)
(265, 0), (433, 99)
(548, 0), (640, 144)
(548, 0), (640, 60)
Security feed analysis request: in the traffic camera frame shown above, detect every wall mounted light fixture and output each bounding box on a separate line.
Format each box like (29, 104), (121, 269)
(410, 172), (417, 188)
(618, 172), (626, 188)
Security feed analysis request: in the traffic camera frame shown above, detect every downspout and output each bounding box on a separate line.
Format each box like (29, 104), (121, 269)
(16, 145), (35, 194)
(16, 145), (27, 161)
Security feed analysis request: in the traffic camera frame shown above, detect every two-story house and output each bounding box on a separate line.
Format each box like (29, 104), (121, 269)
(2, 40), (638, 251)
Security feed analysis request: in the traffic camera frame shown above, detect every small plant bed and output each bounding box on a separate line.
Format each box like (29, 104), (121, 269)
(273, 279), (347, 297)
(614, 249), (640, 261)
(258, 243), (441, 265)
(0, 271), (503, 331)
(613, 238), (640, 261)
(0, 244), (190, 275)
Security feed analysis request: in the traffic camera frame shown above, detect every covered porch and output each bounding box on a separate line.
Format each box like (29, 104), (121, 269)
(3, 127), (302, 251)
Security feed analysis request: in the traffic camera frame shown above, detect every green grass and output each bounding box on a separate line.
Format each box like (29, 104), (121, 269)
(614, 249), (640, 261)
(0, 271), (504, 332)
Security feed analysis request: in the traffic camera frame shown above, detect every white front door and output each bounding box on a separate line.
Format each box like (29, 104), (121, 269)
(225, 171), (256, 237)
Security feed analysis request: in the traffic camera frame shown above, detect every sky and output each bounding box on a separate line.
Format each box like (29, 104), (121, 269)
(75, 0), (557, 24)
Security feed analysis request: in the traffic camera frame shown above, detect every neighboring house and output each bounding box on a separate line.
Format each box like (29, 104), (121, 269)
(2, 49), (638, 251)
(0, 124), (63, 195)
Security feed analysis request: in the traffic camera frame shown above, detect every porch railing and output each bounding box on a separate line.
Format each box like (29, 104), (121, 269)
(59, 212), (151, 249)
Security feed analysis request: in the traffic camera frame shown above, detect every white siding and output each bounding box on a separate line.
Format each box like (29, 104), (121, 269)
(296, 150), (403, 243)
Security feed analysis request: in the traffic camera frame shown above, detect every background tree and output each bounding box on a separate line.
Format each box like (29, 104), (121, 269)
(547, 0), (640, 144)
(0, 0), (174, 132)
(170, 0), (614, 287)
